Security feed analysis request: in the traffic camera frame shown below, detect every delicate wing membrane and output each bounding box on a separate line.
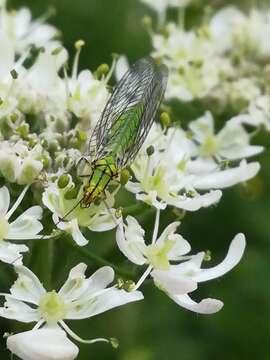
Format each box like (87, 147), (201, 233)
(88, 57), (168, 167)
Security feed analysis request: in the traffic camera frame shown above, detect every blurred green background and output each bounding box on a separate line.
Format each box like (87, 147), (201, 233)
(1, 0), (270, 359)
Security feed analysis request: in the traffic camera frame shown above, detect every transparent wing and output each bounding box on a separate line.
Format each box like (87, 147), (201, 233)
(120, 63), (168, 167)
(88, 57), (168, 166)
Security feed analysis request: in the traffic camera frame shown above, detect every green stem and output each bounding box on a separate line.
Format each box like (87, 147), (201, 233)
(67, 238), (135, 279)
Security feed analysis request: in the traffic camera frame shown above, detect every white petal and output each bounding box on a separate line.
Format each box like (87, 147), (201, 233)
(20, 206), (43, 220)
(136, 191), (167, 210)
(57, 218), (88, 246)
(86, 266), (115, 296)
(88, 211), (117, 232)
(116, 220), (147, 265)
(7, 328), (79, 360)
(156, 221), (191, 258)
(0, 296), (39, 322)
(115, 56), (129, 82)
(66, 288), (143, 319)
(170, 293), (224, 314)
(0, 186), (10, 217)
(193, 161), (260, 190)
(151, 269), (197, 295)
(193, 233), (246, 282)
(59, 263), (89, 301)
(8, 207), (43, 239)
(167, 190), (222, 211)
(189, 112), (214, 143)
(0, 242), (28, 265)
(10, 266), (46, 304)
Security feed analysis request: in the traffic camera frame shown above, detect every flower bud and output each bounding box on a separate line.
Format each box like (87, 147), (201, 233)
(160, 112), (171, 127)
(18, 158), (43, 185)
(96, 63), (109, 79)
(120, 168), (130, 185)
(0, 155), (18, 182)
(57, 174), (70, 189)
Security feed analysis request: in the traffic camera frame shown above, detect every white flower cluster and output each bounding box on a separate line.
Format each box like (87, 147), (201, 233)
(147, 4), (270, 120)
(0, 1), (264, 359)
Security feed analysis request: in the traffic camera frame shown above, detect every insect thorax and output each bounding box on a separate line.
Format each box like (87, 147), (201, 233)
(81, 156), (118, 206)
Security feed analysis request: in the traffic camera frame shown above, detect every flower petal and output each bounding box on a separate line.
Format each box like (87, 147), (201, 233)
(58, 263), (89, 301)
(88, 211), (117, 232)
(116, 219), (147, 266)
(0, 242), (28, 265)
(8, 206), (43, 240)
(0, 296), (40, 322)
(7, 328), (79, 360)
(193, 161), (260, 190)
(66, 288), (143, 319)
(167, 190), (222, 211)
(0, 186), (10, 217)
(10, 266), (46, 304)
(170, 293), (224, 314)
(156, 221), (191, 258)
(56, 216), (88, 246)
(86, 266), (115, 295)
(193, 233), (246, 282)
(151, 269), (198, 295)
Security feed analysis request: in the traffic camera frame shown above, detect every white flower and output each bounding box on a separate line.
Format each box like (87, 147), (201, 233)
(7, 328), (79, 360)
(140, 0), (193, 14)
(0, 142), (43, 184)
(42, 177), (118, 246)
(231, 95), (270, 131)
(67, 69), (109, 129)
(189, 112), (263, 160)
(16, 45), (67, 116)
(210, 6), (270, 60)
(126, 123), (222, 211)
(152, 23), (230, 101)
(116, 213), (246, 314)
(152, 233), (245, 314)
(1, 263), (143, 359)
(0, 5), (59, 53)
(0, 186), (43, 264)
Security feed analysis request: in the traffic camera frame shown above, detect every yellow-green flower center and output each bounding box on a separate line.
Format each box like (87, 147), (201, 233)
(0, 217), (10, 241)
(145, 240), (175, 271)
(39, 290), (67, 325)
(200, 135), (219, 157)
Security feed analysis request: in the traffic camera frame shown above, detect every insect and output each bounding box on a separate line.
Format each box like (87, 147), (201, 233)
(80, 57), (168, 207)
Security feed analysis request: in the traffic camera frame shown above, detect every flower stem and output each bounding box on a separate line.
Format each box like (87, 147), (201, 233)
(67, 238), (134, 279)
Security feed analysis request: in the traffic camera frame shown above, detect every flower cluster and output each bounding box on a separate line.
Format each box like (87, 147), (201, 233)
(145, 3), (270, 120)
(0, 1), (265, 359)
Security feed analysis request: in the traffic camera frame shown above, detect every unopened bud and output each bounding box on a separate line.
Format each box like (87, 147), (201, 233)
(120, 168), (130, 185)
(57, 174), (70, 189)
(96, 63), (109, 78)
(160, 112), (171, 127)
(64, 187), (79, 200)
